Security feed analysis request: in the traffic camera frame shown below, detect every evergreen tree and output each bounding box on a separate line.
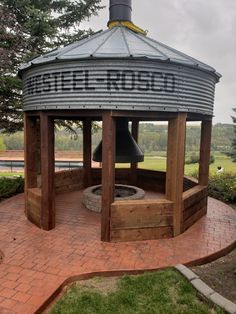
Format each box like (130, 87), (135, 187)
(230, 108), (236, 162)
(0, 0), (103, 133)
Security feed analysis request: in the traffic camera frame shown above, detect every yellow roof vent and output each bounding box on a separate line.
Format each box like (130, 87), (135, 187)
(107, 0), (147, 35)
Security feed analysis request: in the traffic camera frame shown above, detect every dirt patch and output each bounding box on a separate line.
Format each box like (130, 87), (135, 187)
(191, 248), (236, 303)
(43, 276), (119, 313)
(77, 276), (119, 295)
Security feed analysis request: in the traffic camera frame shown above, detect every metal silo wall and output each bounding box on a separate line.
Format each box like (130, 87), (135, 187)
(22, 59), (217, 116)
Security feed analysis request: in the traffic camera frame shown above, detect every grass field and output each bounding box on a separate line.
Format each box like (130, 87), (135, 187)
(138, 154), (236, 176)
(0, 154), (235, 178)
(51, 269), (224, 314)
(0, 172), (24, 177)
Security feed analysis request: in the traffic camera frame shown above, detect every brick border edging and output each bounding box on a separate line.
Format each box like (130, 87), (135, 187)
(184, 241), (236, 267)
(37, 242), (236, 314)
(175, 264), (236, 314)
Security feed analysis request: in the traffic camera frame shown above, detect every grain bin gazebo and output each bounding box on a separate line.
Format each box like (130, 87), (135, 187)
(19, 0), (220, 242)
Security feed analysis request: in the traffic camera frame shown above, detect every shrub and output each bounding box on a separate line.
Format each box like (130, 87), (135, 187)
(185, 154), (199, 165)
(208, 172), (236, 203)
(185, 154), (215, 165)
(209, 154), (215, 164)
(0, 176), (24, 201)
(187, 171), (236, 203)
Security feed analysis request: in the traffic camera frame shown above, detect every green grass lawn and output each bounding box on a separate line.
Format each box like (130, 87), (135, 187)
(50, 269), (224, 314)
(136, 154), (236, 176)
(0, 172), (24, 177)
(1, 154), (235, 178)
(0, 154), (236, 177)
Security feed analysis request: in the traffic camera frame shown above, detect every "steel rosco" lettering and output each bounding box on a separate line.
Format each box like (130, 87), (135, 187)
(25, 70), (176, 95)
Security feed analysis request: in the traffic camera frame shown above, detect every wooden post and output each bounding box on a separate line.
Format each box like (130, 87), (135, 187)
(83, 118), (92, 188)
(24, 114), (39, 216)
(130, 119), (139, 185)
(199, 119), (212, 186)
(24, 114), (38, 189)
(40, 112), (55, 230)
(35, 119), (41, 176)
(166, 113), (187, 236)
(101, 112), (116, 242)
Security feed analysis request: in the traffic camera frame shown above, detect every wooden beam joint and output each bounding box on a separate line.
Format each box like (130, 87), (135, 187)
(166, 113), (187, 236)
(40, 112), (55, 230)
(101, 112), (116, 242)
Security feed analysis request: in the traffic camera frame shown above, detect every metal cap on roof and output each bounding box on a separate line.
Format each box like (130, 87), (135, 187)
(109, 0), (132, 24)
(18, 25), (220, 80)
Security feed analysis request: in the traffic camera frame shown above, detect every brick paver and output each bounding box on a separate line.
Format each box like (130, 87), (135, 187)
(0, 191), (235, 313)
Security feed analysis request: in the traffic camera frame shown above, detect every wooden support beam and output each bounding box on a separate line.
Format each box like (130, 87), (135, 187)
(46, 110), (102, 119)
(40, 112), (55, 230)
(42, 109), (176, 120)
(83, 118), (92, 188)
(130, 119), (139, 185)
(24, 114), (40, 217)
(199, 119), (212, 186)
(24, 114), (38, 189)
(166, 113), (187, 236)
(35, 119), (41, 176)
(111, 110), (177, 120)
(101, 112), (116, 242)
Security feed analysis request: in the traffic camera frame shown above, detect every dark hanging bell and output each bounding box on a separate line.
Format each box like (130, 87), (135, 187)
(92, 118), (144, 163)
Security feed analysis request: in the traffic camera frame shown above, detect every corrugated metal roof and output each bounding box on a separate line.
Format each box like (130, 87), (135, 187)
(19, 26), (221, 79)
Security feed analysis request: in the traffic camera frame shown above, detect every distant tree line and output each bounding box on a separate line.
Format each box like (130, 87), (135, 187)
(229, 108), (236, 161)
(0, 0), (103, 133)
(0, 123), (234, 158)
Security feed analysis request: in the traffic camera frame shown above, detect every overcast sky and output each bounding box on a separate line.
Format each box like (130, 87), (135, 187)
(82, 0), (236, 124)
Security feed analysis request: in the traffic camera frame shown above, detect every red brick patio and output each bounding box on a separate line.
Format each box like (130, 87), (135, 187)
(0, 191), (235, 313)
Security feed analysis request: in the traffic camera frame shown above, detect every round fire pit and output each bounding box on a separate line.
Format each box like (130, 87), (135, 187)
(83, 184), (145, 213)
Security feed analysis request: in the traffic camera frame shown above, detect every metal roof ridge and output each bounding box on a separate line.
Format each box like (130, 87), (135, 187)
(56, 29), (110, 58)
(127, 28), (169, 59)
(91, 27), (118, 56)
(29, 29), (109, 64)
(120, 27), (131, 56)
(142, 34), (217, 73)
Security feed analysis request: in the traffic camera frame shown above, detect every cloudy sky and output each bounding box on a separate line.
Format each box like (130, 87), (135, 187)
(82, 0), (236, 124)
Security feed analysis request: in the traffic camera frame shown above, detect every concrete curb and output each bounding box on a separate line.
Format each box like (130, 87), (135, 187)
(175, 264), (236, 314)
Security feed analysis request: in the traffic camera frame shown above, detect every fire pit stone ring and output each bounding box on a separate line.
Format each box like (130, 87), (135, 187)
(82, 184), (145, 213)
